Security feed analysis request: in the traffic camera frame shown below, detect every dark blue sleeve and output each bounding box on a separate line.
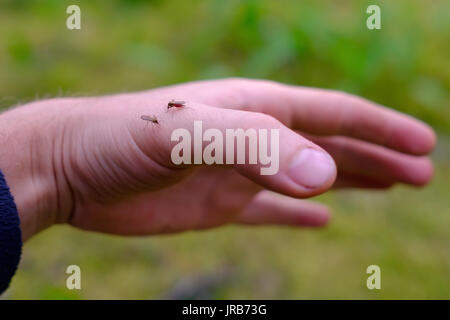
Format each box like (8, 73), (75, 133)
(0, 170), (22, 294)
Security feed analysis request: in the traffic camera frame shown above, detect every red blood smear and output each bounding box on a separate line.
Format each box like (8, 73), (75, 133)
(169, 102), (184, 108)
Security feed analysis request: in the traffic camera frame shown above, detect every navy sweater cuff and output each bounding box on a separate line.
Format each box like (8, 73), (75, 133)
(0, 170), (22, 294)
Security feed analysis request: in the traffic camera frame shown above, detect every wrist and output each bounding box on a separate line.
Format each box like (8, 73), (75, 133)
(0, 100), (70, 240)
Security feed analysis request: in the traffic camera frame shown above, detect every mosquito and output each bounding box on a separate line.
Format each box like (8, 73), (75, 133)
(141, 115), (159, 127)
(167, 100), (186, 109)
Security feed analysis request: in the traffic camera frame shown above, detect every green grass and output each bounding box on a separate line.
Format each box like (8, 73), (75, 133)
(1, 0), (449, 299)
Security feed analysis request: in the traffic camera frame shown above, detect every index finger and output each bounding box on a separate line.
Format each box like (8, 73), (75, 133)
(181, 79), (437, 155)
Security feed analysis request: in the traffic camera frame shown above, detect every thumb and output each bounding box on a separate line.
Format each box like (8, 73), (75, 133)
(133, 102), (337, 198)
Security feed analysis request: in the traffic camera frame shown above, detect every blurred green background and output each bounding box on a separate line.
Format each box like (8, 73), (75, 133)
(1, 0), (449, 299)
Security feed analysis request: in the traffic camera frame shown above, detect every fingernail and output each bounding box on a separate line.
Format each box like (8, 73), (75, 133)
(288, 148), (336, 189)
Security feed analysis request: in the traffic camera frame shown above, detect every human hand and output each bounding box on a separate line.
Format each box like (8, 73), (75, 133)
(0, 78), (435, 239)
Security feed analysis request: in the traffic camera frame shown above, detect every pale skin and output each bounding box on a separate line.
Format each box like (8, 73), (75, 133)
(0, 78), (436, 241)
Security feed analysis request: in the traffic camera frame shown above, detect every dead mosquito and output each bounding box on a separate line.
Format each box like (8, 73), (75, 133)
(141, 114), (159, 126)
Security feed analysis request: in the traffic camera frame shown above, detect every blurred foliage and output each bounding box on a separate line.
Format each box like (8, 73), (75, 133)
(0, 0), (449, 299)
(0, 0), (449, 129)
